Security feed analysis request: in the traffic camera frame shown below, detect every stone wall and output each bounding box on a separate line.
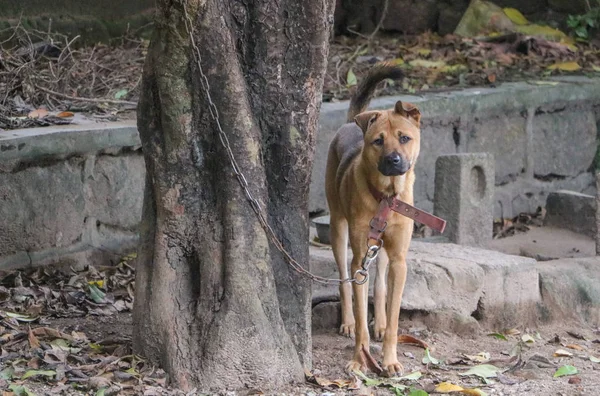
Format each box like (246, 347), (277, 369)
(1, 77), (599, 269)
(0, 123), (144, 269)
(335, 0), (586, 36)
(310, 77), (600, 218)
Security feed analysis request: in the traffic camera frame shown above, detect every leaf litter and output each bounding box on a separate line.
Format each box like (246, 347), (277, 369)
(0, 255), (189, 395)
(2, 256), (600, 394)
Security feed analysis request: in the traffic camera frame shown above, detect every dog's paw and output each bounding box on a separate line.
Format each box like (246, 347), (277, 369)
(345, 359), (365, 374)
(373, 326), (386, 342)
(339, 322), (355, 338)
(382, 361), (403, 377)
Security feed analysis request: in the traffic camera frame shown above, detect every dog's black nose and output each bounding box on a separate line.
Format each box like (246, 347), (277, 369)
(378, 152), (410, 176)
(387, 153), (401, 165)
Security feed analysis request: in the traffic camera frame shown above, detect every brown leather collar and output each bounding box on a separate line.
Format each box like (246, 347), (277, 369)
(366, 182), (446, 243)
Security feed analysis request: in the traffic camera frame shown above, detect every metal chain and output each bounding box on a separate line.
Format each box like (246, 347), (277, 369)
(181, 1), (374, 285)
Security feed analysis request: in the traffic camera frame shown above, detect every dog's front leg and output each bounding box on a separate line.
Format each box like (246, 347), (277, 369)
(373, 248), (388, 341)
(381, 255), (407, 375)
(345, 231), (370, 372)
(381, 225), (411, 376)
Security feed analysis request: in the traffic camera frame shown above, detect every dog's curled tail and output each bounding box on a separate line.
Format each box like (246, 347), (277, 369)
(346, 62), (405, 122)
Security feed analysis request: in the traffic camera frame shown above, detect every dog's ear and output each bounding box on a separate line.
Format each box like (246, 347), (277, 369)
(354, 111), (380, 133)
(394, 101), (421, 127)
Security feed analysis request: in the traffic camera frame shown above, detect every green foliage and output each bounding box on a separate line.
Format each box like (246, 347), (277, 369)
(567, 7), (600, 40)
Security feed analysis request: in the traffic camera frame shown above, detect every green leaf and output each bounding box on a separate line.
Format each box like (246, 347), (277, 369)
(354, 370), (382, 386)
(96, 388), (107, 396)
(346, 69), (357, 87)
(459, 364), (501, 379)
(590, 356), (600, 363)
(397, 371), (422, 381)
(575, 26), (589, 39)
(409, 389), (429, 396)
(9, 385), (35, 396)
(114, 89), (128, 100)
(487, 332), (508, 341)
(89, 343), (104, 351)
(21, 369), (56, 380)
(422, 348), (440, 365)
(391, 384), (408, 395)
(554, 365), (578, 378)
(88, 284), (106, 304)
(0, 366), (14, 380)
(50, 338), (81, 354)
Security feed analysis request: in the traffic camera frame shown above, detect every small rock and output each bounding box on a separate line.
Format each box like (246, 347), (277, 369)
(568, 376), (582, 384)
(404, 351), (415, 359)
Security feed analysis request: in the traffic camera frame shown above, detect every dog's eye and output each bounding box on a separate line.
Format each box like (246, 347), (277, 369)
(372, 137), (384, 146)
(399, 135), (411, 144)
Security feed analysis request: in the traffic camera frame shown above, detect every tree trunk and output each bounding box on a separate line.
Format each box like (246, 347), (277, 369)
(133, 0), (334, 391)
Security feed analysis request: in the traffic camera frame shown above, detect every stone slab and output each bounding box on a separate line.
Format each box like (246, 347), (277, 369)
(537, 257), (600, 326)
(0, 121), (140, 163)
(310, 241), (540, 330)
(487, 226), (595, 261)
(544, 190), (596, 238)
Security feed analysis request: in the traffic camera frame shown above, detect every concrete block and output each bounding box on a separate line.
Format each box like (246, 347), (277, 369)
(544, 190), (596, 238)
(434, 153), (495, 246)
(532, 109), (597, 177)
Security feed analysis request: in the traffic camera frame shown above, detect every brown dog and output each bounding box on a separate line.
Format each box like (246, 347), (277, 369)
(325, 63), (421, 375)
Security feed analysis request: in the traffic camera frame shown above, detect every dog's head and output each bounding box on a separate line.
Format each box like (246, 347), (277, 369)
(354, 100), (421, 177)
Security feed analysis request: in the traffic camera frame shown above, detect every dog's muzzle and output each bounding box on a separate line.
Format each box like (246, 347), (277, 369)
(378, 152), (410, 176)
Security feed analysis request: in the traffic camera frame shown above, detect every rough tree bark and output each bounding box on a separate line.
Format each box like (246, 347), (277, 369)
(133, 0), (334, 391)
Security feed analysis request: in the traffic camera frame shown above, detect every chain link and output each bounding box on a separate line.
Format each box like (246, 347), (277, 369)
(181, 1), (374, 285)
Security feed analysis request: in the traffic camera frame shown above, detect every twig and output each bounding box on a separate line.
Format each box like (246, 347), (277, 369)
(368, 0), (389, 42)
(35, 86), (137, 106)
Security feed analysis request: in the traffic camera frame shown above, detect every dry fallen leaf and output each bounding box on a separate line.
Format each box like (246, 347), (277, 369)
(28, 108), (49, 119)
(435, 381), (488, 395)
(566, 344), (585, 351)
(398, 334), (430, 349)
(554, 349), (574, 357)
(28, 327), (40, 349)
(360, 344), (383, 376)
(547, 61), (581, 71)
(56, 111), (75, 118)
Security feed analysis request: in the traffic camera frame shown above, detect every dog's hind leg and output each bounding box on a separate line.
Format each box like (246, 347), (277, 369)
(330, 213), (354, 337)
(373, 248), (388, 341)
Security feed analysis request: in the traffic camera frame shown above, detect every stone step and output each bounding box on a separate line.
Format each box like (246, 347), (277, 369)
(310, 241), (541, 331)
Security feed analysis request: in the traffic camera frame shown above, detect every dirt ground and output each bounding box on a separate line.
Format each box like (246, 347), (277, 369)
(6, 313), (597, 395)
